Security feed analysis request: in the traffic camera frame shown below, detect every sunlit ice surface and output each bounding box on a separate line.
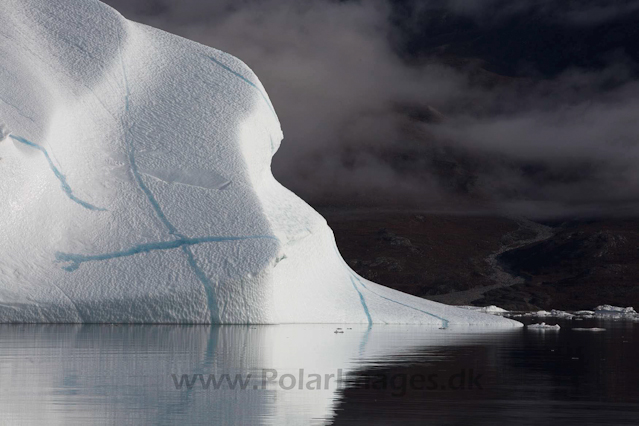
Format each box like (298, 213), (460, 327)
(0, 0), (519, 327)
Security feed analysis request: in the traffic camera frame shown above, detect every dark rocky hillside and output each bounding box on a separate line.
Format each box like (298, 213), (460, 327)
(484, 219), (639, 310)
(324, 210), (639, 311)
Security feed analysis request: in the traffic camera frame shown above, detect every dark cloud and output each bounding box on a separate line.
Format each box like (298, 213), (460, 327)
(415, 0), (639, 25)
(102, 0), (639, 218)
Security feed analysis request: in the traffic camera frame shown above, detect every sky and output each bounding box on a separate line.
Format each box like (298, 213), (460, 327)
(102, 0), (639, 218)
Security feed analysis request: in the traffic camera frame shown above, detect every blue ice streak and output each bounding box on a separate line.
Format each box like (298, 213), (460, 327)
(127, 146), (178, 234)
(332, 241), (449, 327)
(0, 97), (36, 124)
(356, 278), (450, 328)
(206, 55), (277, 117)
(117, 40), (224, 324)
(56, 235), (278, 271)
(350, 276), (373, 326)
(9, 135), (106, 211)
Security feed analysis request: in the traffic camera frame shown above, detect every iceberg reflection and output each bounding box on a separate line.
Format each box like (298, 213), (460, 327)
(0, 324), (520, 425)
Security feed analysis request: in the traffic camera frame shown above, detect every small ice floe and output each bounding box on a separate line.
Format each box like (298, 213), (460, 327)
(519, 311), (547, 317)
(527, 322), (561, 330)
(521, 309), (574, 319)
(456, 305), (508, 315)
(572, 327), (606, 332)
(551, 310), (574, 319)
(538, 310), (573, 319)
(593, 305), (638, 320)
(573, 310), (596, 319)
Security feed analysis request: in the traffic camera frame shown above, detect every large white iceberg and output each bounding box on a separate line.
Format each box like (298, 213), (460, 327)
(0, 0), (520, 326)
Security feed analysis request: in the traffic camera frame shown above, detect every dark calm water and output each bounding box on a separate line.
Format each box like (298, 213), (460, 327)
(0, 319), (637, 425)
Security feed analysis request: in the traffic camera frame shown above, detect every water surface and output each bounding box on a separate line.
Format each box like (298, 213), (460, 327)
(0, 319), (637, 425)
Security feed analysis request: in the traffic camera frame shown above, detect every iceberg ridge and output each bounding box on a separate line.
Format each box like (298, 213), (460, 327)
(0, 0), (520, 326)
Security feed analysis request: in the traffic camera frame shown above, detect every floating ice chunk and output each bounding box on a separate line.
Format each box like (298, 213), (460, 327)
(456, 305), (508, 315)
(507, 309), (597, 319)
(527, 322), (560, 330)
(594, 305), (638, 319)
(514, 309), (573, 319)
(532, 310), (572, 318)
(594, 305), (636, 314)
(549, 310), (574, 319)
(523, 310), (556, 317)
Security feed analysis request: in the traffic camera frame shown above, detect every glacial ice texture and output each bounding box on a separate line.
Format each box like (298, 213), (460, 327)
(0, 0), (520, 326)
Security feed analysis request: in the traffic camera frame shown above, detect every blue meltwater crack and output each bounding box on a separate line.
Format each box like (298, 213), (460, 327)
(356, 278), (450, 328)
(56, 235), (278, 272)
(9, 134), (106, 211)
(115, 35), (222, 321)
(333, 241), (449, 327)
(111, 38), (284, 323)
(350, 276), (373, 326)
(206, 55), (277, 118)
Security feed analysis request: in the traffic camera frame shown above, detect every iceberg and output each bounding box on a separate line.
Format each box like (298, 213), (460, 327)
(456, 305), (508, 315)
(0, 0), (520, 326)
(527, 323), (561, 331)
(593, 305), (638, 319)
(523, 309), (574, 319)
